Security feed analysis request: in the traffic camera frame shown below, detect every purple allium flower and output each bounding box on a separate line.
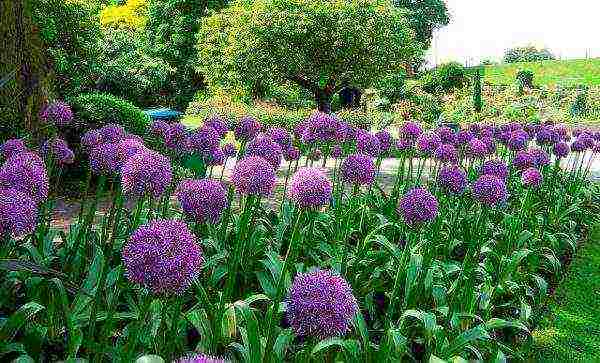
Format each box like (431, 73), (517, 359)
(467, 138), (487, 159)
(176, 179), (227, 224)
(530, 148), (550, 167)
(456, 130), (474, 146)
(122, 219), (202, 295)
(0, 152), (48, 204)
(116, 138), (146, 166)
(204, 114), (229, 138)
(149, 119), (170, 139)
(375, 130), (393, 154)
(401, 121), (422, 140)
(81, 130), (103, 152)
(594, 131), (600, 142)
(356, 130), (381, 157)
(522, 167), (542, 188)
(190, 126), (220, 159)
(42, 138), (75, 165)
(234, 116), (261, 141)
(39, 100), (72, 127)
(90, 143), (120, 175)
(512, 150), (533, 170)
(437, 165), (467, 195)
(433, 144), (458, 164)
(507, 130), (528, 151)
(416, 133), (441, 155)
(231, 156), (276, 196)
(582, 135), (595, 149)
(267, 127), (292, 149)
(469, 123), (482, 135)
(222, 143), (237, 158)
(395, 138), (414, 152)
(437, 126), (456, 144)
(174, 354), (226, 363)
(571, 137), (586, 153)
(594, 142), (600, 154)
(398, 187), (439, 226)
(553, 141), (570, 159)
(289, 167), (332, 209)
(340, 154), (376, 186)
(536, 126), (559, 146)
(480, 159), (508, 180)
(480, 125), (494, 138)
(99, 124), (126, 143)
(331, 144), (343, 158)
(286, 269), (358, 339)
(1, 139), (28, 160)
(206, 148), (225, 166)
(121, 150), (172, 199)
(472, 175), (507, 207)
(284, 146), (301, 162)
(245, 134), (283, 169)
(166, 123), (191, 154)
(302, 112), (346, 144)
(524, 123), (540, 138)
(0, 188), (38, 237)
(482, 136), (496, 154)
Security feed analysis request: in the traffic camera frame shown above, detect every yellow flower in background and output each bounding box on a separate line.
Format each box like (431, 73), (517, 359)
(222, 131), (240, 149)
(100, 0), (148, 29)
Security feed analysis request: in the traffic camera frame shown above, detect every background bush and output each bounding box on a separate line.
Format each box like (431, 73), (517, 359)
(422, 62), (468, 94)
(503, 45), (555, 63)
(517, 69), (535, 89)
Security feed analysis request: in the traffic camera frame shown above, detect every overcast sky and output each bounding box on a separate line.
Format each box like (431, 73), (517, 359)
(427, 0), (600, 66)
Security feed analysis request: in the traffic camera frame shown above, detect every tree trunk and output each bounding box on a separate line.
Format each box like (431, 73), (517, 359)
(315, 88), (333, 114)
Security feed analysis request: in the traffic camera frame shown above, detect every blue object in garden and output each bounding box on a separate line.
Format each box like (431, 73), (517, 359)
(143, 107), (183, 121)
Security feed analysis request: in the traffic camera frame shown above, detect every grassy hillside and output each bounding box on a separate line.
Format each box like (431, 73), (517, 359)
(484, 58), (600, 87)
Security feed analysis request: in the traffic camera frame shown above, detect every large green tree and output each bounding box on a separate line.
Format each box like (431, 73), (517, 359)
(393, 0), (449, 46)
(198, 0), (420, 112)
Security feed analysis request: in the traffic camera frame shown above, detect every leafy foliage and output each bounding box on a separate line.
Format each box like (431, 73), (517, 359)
(503, 46), (556, 64)
(422, 62), (468, 94)
(392, 0), (450, 46)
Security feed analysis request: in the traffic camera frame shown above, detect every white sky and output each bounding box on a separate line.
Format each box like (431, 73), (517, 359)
(427, 0), (600, 66)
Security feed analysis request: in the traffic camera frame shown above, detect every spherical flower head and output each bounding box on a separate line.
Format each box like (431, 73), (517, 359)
(231, 156), (276, 197)
(284, 146), (300, 162)
(190, 126), (220, 159)
(437, 165), (467, 195)
(395, 138), (414, 153)
(149, 119), (171, 139)
(375, 130), (393, 154)
(456, 130), (474, 146)
(121, 150), (172, 199)
(467, 138), (487, 159)
(524, 123), (540, 138)
(416, 133), (441, 155)
(204, 114), (229, 139)
(122, 219), (202, 295)
(437, 126), (456, 144)
(536, 126), (559, 146)
(166, 123), (191, 154)
(355, 130), (381, 157)
(480, 159), (508, 180)
(469, 123), (482, 135)
(174, 353), (226, 363)
(99, 124), (126, 143)
(582, 135), (595, 149)
(433, 144), (458, 164)
(89, 143), (120, 175)
(507, 130), (528, 151)
(0, 188), (38, 238)
(267, 127), (292, 149)
(302, 111), (345, 144)
(571, 138), (586, 153)
(331, 144), (343, 158)
(245, 134), (283, 169)
(553, 141), (570, 159)
(512, 150), (533, 170)
(207, 147), (225, 166)
(0, 152), (48, 204)
(222, 143), (237, 158)
(286, 269), (358, 339)
(530, 148), (550, 167)
(401, 121), (422, 140)
(235, 116), (261, 141)
(472, 175), (507, 207)
(176, 179), (227, 224)
(39, 100), (72, 127)
(1, 139), (28, 160)
(81, 130), (103, 152)
(340, 154), (375, 186)
(116, 138), (146, 166)
(42, 138), (75, 165)
(522, 167), (542, 188)
(479, 125), (494, 138)
(289, 167), (332, 209)
(398, 187), (439, 226)
(482, 136), (496, 154)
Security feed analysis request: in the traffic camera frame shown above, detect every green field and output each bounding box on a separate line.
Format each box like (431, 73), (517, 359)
(484, 58), (600, 87)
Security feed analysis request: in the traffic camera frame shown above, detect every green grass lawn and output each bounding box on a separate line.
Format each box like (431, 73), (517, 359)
(529, 222), (600, 361)
(484, 58), (600, 87)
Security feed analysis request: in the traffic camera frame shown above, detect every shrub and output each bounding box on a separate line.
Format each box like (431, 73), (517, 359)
(377, 72), (408, 104)
(422, 62), (468, 94)
(503, 46), (555, 63)
(69, 93), (150, 136)
(517, 70), (535, 89)
(570, 85), (588, 117)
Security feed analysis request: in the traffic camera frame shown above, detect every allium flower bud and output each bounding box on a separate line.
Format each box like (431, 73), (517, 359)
(235, 116), (261, 141)
(81, 130), (103, 152)
(222, 143), (237, 158)
(39, 100), (72, 127)
(90, 143), (120, 175)
(401, 121), (422, 140)
(512, 150), (533, 170)
(398, 187), (439, 226)
(530, 148), (550, 167)
(340, 154), (375, 186)
(553, 142), (570, 159)
(190, 126), (220, 159)
(433, 144), (458, 164)
(331, 144), (343, 158)
(176, 179), (227, 224)
(437, 165), (467, 195)
(467, 138), (487, 159)
(289, 167), (332, 209)
(166, 123), (191, 154)
(149, 120), (170, 139)
(121, 150), (172, 199)
(99, 124), (126, 143)
(42, 138), (75, 165)
(375, 130), (393, 154)
(204, 114), (229, 138)
(267, 127), (292, 149)
(416, 133), (441, 155)
(286, 270), (358, 339)
(356, 130), (381, 157)
(284, 146), (301, 162)
(480, 159), (508, 180)
(472, 175), (507, 207)
(231, 156), (276, 196)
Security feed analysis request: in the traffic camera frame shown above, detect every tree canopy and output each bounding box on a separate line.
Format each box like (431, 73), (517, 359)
(393, 0), (449, 46)
(198, 0), (421, 112)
